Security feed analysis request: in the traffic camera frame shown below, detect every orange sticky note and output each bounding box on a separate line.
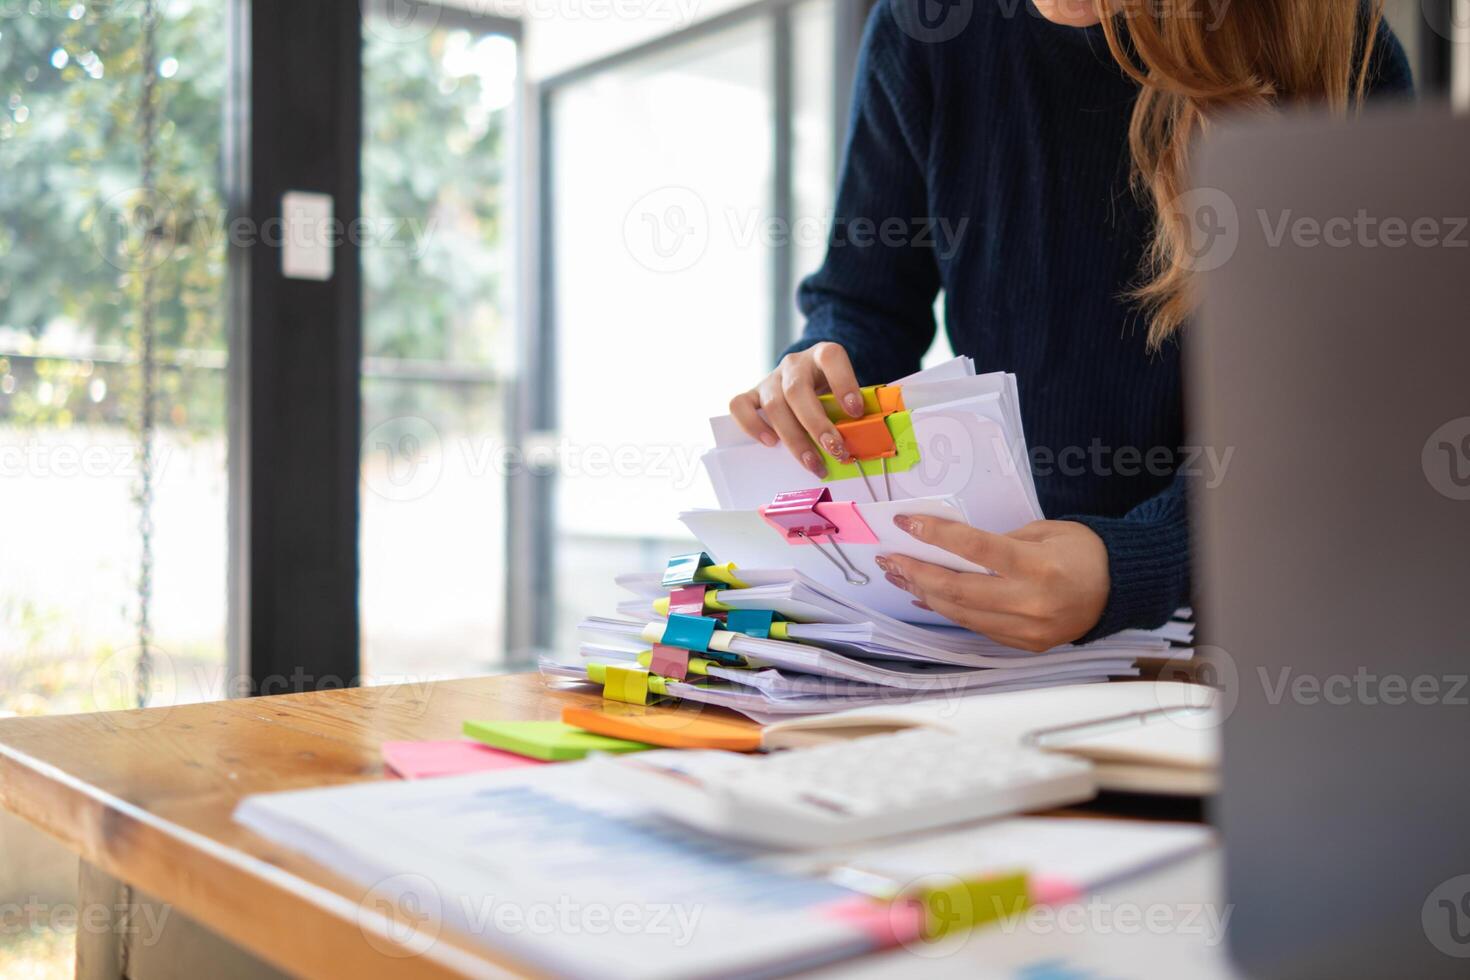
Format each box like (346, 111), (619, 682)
(562, 704), (763, 752)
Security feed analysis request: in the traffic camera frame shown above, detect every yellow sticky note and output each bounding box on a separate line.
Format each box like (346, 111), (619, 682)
(697, 562), (749, 589)
(919, 872), (1029, 939)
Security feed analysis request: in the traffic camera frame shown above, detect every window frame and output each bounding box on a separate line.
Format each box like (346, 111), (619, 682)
(512, 0), (868, 661)
(235, 0), (523, 693)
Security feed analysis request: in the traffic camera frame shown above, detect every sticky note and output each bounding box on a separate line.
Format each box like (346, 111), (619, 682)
(919, 872), (1030, 939)
(696, 562), (748, 590)
(562, 705), (763, 752)
(461, 720), (655, 762)
(725, 610), (775, 639)
(662, 613), (717, 653)
(380, 739), (544, 780)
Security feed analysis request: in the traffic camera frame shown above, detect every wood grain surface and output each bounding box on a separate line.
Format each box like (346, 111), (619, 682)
(0, 674), (707, 980)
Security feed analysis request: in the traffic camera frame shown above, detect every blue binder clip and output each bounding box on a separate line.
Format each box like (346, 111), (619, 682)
(662, 552), (714, 589)
(726, 610), (776, 639)
(662, 613), (717, 653)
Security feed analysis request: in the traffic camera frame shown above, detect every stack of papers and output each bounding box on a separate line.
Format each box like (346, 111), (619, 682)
(548, 358), (1193, 722)
(234, 758), (1216, 979)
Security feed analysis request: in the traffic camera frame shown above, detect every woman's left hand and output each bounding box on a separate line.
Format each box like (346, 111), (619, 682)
(878, 515), (1111, 652)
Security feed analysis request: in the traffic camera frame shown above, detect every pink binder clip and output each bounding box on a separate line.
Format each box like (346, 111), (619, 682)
(766, 488), (840, 539)
(763, 488), (871, 587)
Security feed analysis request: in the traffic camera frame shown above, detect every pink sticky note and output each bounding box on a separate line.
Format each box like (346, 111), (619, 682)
(1029, 875), (1083, 906)
(820, 896), (924, 949)
(381, 739), (545, 780)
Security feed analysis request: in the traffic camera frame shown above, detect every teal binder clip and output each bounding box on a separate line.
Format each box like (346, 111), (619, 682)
(726, 610), (776, 639)
(662, 613), (717, 653)
(663, 552), (714, 589)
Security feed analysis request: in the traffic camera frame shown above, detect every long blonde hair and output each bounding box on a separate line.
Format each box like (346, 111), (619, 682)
(1098, 0), (1385, 348)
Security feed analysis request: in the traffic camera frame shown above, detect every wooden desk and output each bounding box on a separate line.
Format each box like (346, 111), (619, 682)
(0, 674), (1204, 979)
(0, 674), (615, 979)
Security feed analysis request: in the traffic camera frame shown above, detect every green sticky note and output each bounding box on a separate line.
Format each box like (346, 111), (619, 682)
(819, 411), (922, 482)
(462, 720), (655, 762)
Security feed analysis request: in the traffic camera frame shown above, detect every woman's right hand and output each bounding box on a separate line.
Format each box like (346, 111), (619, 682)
(728, 341), (867, 479)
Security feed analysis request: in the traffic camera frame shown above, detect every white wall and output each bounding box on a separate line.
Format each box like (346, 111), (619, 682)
(438, 0), (756, 80)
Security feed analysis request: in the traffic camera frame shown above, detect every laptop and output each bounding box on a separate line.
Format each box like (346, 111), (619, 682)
(1191, 105), (1470, 978)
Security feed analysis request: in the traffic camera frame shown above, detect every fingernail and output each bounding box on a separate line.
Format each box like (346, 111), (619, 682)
(884, 571), (910, 591)
(802, 451), (826, 478)
(759, 432), (778, 448)
(820, 432), (847, 460)
(912, 600), (933, 611)
(842, 393), (864, 417)
(894, 515), (918, 535)
(875, 556), (893, 574)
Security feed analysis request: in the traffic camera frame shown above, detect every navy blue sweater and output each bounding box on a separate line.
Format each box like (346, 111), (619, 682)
(787, 0), (1412, 640)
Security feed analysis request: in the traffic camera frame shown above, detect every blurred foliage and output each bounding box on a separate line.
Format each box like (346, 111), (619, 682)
(0, 1), (513, 431)
(363, 24), (512, 369)
(0, 3), (513, 697)
(0, 0), (227, 432)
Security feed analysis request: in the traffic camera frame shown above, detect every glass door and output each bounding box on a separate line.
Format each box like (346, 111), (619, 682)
(538, 0), (839, 657)
(359, 4), (520, 681)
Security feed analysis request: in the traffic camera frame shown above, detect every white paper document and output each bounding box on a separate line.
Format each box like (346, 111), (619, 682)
(235, 764), (893, 979)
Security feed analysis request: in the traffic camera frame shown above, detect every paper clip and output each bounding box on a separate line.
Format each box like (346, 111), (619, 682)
(764, 488), (871, 587)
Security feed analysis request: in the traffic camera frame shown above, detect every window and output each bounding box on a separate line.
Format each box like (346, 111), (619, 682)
(1, 0), (229, 715)
(535, 0), (844, 657)
(359, 7), (520, 680)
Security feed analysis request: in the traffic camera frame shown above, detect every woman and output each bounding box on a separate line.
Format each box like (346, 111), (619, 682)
(729, 0), (1411, 651)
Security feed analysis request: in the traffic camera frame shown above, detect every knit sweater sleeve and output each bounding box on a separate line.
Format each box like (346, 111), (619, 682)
(1063, 471), (1192, 641)
(783, 0), (940, 386)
